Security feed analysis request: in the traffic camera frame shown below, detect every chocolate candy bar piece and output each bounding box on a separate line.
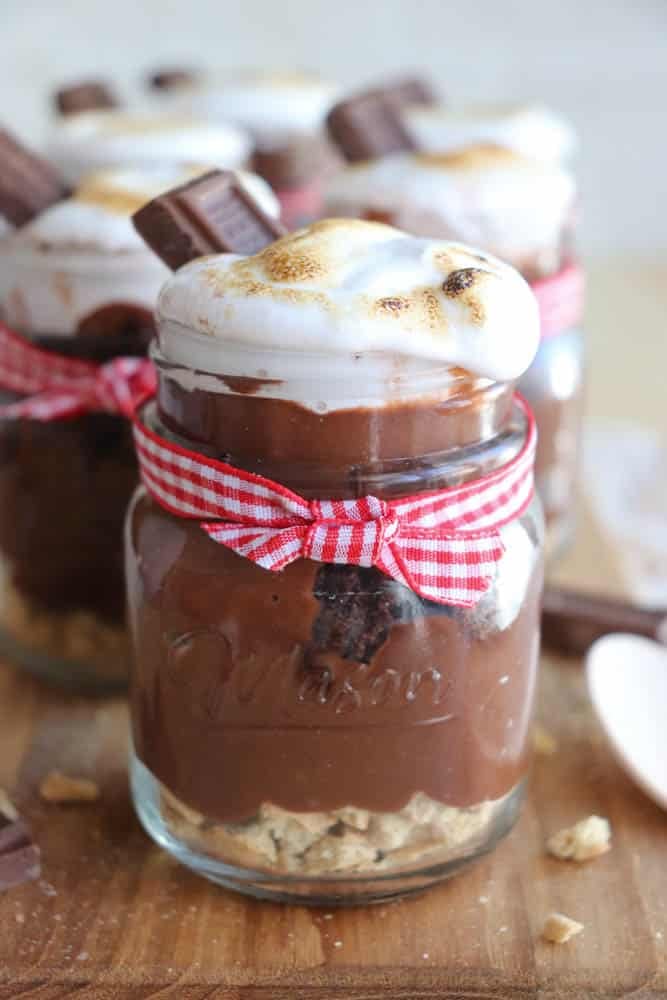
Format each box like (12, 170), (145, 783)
(381, 76), (438, 107)
(542, 586), (667, 657)
(326, 89), (417, 163)
(0, 794), (41, 892)
(133, 169), (287, 270)
(0, 128), (69, 227)
(148, 68), (198, 90)
(54, 80), (117, 115)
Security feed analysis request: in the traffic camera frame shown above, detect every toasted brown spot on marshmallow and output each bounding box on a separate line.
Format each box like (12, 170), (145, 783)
(377, 296), (409, 314)
(260, 244), (326, 283)
(415, 145), (522, 171)
(443, 268), (484, 297)
(421, 288), (445, 329)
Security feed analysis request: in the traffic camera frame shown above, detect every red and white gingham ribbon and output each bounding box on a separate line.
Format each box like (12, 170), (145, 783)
(531, 263), (585, 339)
(0, 322), (156, 420)
(133, 394), (537, 608)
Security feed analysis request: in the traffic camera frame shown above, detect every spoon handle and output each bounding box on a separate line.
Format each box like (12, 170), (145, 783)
(542, 587), (667, 657)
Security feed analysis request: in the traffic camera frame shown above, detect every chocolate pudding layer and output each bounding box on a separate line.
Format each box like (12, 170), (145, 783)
(128, 390), (542, 827)
(157, 362), (515, 492)
(0, 307), (154, 684)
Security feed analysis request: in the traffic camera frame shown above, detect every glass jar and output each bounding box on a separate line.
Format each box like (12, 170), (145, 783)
(127, 346), (544, 905)
(0, 311), (153, 691)
(518, 326), (585, 560)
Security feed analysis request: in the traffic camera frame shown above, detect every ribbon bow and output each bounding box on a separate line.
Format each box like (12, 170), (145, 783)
(0, 322), (156, 420)
(133, 395), (537, 608)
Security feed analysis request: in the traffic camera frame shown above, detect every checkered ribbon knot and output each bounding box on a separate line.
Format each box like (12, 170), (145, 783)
(0, 322), (156, 420)
(531, 263), (585, 338)
(133, 394), (537, 608)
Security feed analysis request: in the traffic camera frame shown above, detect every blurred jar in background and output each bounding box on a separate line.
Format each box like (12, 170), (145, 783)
(325, 109), (583, 561)
(47, 107), (252, 185)
(151, 70), (340, 228)
(0, 164), (279, 690)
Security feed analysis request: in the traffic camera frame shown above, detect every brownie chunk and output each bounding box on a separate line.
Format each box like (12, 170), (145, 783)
(309, 564), (455, 664)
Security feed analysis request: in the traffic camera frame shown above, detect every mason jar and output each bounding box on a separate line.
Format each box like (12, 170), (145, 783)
(127, 344), (544, 905)
(0, 165), (281, 691)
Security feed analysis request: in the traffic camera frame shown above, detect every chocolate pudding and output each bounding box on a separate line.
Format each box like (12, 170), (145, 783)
(126, 220), (544, 901)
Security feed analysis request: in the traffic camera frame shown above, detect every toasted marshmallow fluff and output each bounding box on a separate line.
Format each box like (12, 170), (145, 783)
(176, 71), (338, 145)
(157, 219), (540, 408)
(324, 147), (575, 268)
(407, 104), (577, 164)
(47, 110), (252, 184)
(0, 166), (280, 336)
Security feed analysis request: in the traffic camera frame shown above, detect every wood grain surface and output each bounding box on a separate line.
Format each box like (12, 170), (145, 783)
(0, 264), (666, 998)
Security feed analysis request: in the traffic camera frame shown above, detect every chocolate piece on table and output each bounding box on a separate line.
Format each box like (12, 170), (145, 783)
(0, 128), (70, 227)
(326, 89), (418, 163)
(148, 68), (198, 90)
(381, 75), (438, 107)
(0, 793), (41, 892)
(133, 169), (287, 270)
(54, 80), (117, 115)
(541, 586), (667, 658)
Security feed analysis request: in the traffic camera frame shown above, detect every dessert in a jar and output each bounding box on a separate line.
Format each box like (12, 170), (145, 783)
(325, 96), (583, 559)
(0, 154), (279, 690)
(47, 108), (252, 185)
(159, 70), (340, 228)
(127, 204), (544, 903)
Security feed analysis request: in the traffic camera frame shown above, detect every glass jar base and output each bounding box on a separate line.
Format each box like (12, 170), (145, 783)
(130, 753), (526, 906)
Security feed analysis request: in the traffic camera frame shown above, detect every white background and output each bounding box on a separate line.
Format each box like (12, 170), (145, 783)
(1, 0), (666, 257)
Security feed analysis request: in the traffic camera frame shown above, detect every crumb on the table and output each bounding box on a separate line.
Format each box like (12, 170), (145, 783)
(533, 724), (558, 756)
(39, 771), (100, 804)
(547, 815), (611, 862)
(542, 912), (584, 944)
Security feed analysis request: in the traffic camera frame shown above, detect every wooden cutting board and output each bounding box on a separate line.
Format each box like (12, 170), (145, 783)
(0, 498), (666, 1000)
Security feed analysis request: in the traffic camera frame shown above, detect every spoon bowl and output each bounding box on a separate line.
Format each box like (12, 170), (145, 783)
(586, 633), (667, 811)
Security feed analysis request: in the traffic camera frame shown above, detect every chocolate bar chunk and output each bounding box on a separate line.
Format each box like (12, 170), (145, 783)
(133, 169), (287, 270)
(326, 89), (417, 163)
(54, 80), (117, 115)
(0, 792), (41, 892)
(0, 128), (69, 227)
(381, 76), (438, 107)
(148, 68), (198, 91)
